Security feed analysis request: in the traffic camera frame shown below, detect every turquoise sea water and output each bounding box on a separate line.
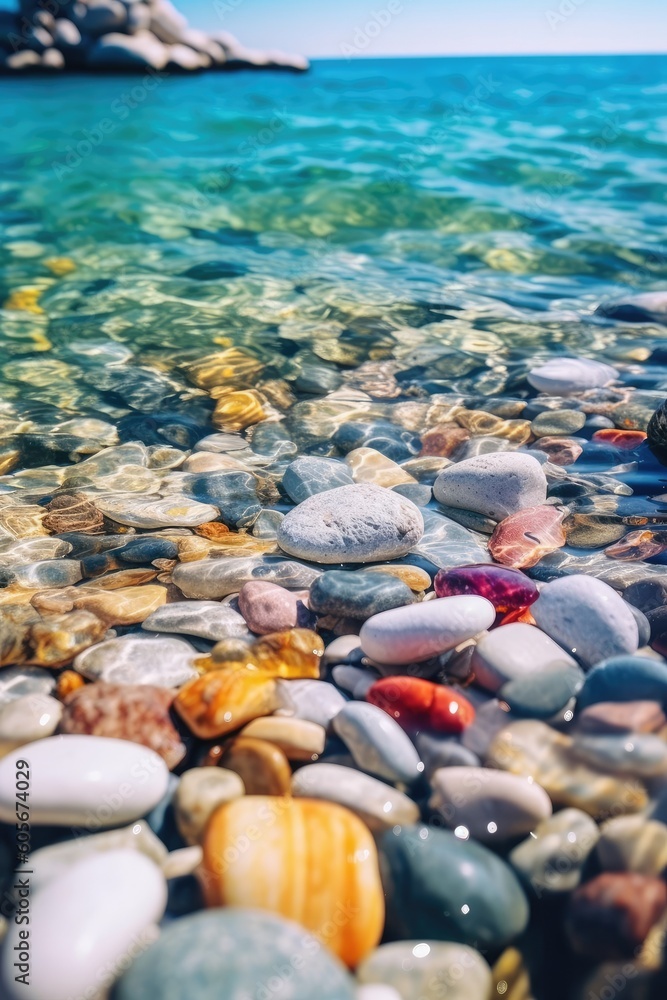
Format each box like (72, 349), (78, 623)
(1, 55), (667, 433)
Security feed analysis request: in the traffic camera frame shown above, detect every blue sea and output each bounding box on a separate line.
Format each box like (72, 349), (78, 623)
(1, 55), (667, 417)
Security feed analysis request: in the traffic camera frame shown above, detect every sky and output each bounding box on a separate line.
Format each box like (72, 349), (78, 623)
(187, 0), (667, 57)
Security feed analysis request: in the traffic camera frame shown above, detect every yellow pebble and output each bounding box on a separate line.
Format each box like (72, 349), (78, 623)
(3, 288), (44, 314)
(44, 257), (77, 276)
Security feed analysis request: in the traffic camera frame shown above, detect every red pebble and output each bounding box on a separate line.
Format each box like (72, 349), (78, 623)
(489, 504), (567, 569)
(434, 563), (538, 613)
(591, 428), (647, 450)
(366, 676), (475, 734)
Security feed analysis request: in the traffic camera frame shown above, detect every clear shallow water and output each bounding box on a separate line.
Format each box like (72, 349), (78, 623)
(2, 55), (667, 428)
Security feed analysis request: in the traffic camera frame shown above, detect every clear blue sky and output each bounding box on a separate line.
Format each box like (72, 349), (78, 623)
(188, 0), (667, 56)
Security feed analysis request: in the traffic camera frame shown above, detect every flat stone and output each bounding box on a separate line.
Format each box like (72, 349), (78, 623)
(531, 409), (586, 436)
(291, 762), (419, 832)
(68, 585), (167, 626)
(487, 720), (647, 819)
(278, 484), (424, 565)
(420, 425), (471, 457)
(500, 666), (584, 719)
(59, 682), (187, 770)
(97, 495), (218, 528)
(174, 669), (278, 739)
(434, 563), (538, 611)
(0, 851), (166, 1000)
(112, 909), (356, 1000)
(576, 655), (667, 709)
(74, 635), (197, 687)
(415, 732), (481, 776)
(380, 824), (529, 949)
(172, 556), (320, 599)
(356, 941), (492, 1000)
(566, 872), (667, 960)
(471, 622), (579, 692)
(201, 796), (384, 967)
(433, 453), (547, 521)
(332, 701), (422, 784)
(597, 814), (667, 876)
(309, 570), (414, 621)
(282, 456), (354, 502)
(237, 580), (310, 634)
(488, 504), (567, 569)
(0, 735), (169, 826)
(332, 420), (420, 462)
(576, 700), (667, 735)
(532, 575), (639, 667)
(597, 290), (667, 323)
(275, 678), (347, 728)
(240, 716), (326, 761)
(536, 437), (583, 466)
(142, 601), (249, 641)
(570, 732), (667, 778)
(218, 736), (292, 795)
(429, 766), (552, 842)
(42, 493), (104, 534)
(205, 628), (323, 680)
(527, 357), (618, 394)
(0, 558), (82, 589)
(360, 595), (495, 664)
(0, 693), (61, 755)
(509, 808), (600, 895)
(185, 471), (260, 528)
(174, 767), (245, 845)
(28, 609), (109, 667)
(346, 448), (416, 487)
(0, 665), (55, 704)
(367, 677), (475, 735)
(364, 563), (432, 592)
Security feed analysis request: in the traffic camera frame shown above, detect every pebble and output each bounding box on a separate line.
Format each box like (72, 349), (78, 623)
(368, 677), (475, 734)
(428, 766), (552, 842)
(59, 682), (187, 769)
(531, 409), (587, 436)
(174, 768), (245, 845)
(277, 484), (424, 564)
(381, 824), (529, 949)
(0, 665), (55, 704)
(113, 909), (356, 1000)
(487, 720), (647, 818)
(218, 736), (292, 795)
(0, 734), (169, 826)
(333, 664), (379, 700)
(172, 555), (320, 599)
(67, 584), (168, 626)
(570, 732), (667, 778)
(309, 570), (415, 620)
(415, 732), (481, 775)
(471, 622), (580, 692)
(500, 666), (584, 719)
(488, 504), (567, 568)
(346, 447), (416, 487)
(360, 595), (494, 664)
(200, 796), (384, 967)
(74, 635), (197, 687)
(96, 494), (219, 528)
(509, 808), (600, 895)
(597, 290), (667, 323)
(433, 452), (547, 521)
(323, 634), (363, 665)
(414, 509), (491, 568)
(0, 693), (62, 755)
(576, 655), (667, 709)
(292, 761), (419, 831)
(275, 678), (347, 728)
(597, 814), (667, 876)
(0, 558), (82, 589)
(527, 357), (619, 394)
(240, 716), (326, 760)
(356, 941), (492, 1000)
(333, 700), (422, 785)
(142, 601), (249, 641)
(1, 851), (166, 1000)
(576, 699), (667, 734)
(174, 669), (279, 739)
(566, 872), (667, 960)
(205, 628), (323, 679)
(532, 575), (639, 667)
(282, 456), (355, 502)
(365, 563), (432, 592)
(434, 563), (538, 611)
(237, 580), (310, 633)
(186, 470), (261, 528)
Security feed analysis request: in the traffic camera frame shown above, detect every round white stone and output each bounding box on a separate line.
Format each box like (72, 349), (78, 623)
(333, 701), (422, 785)
(527, 357), (618, 395)
(532, 574), (639, 667)
(428, 766), (552, 842)
(0, 694), (62, 754)
(0, 735), (169, 826)
(142, 601), (249, 641)
(96, 494), (218, 528)
(433, 452), (547, 521)
(275, 679), (348, 728)
(360, 595), (495, 665)
(277, 483), (424, 564)
(357, 941), (492, 1000)
(291, 762), (419, 832)
(74, 635), (198, 687)
(1, 850), (166, 1000)
(470, 622), (578, 692)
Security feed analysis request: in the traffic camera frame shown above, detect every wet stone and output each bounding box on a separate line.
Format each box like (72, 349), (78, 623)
(240, 716), (326, 761)
(28, 610), (109, 667)
(356, 941), (492, 1000)
(0, 665), (55, 704)
(413, 510), (491, 568)
(174, 669), (279, 739)
(332, 420), (421, 462)
(309, 570), (415, 621)
(531, 409), (587, 436)
(96, 495), (219, 529)
(275, 678), (347, 728)
(174, 767), (245, 845)
(471, 622), (579, 693)
(346, 448), (416, 488)
(576, 699), (667, 735)
(509, 808), (600, 896)
(566, 872), (667, 960)
(488, 504), (567, 569)
(292, 761), (419, 832)
(596, 814), (667, 877)
(172, 556), (321, 600)
(527, 357), (618, 395)
(0, 558), (82, 589)
(237, 581), (310, 635)
(419, 424), (470, 458)
(332, 700), (422, 785)
(434, 563), (538, 612)
(219, 736), (292, 796)
(59, 682), (187, 770)
(0, 693), (62, 754)
(42, 493), (104, 534)
(185, 471), (260, 529)
(433, 452), (548, 521)
(367, 677), (475, 735)
(142, 602), (249, 642)
(282, 456), (355, 503)
(74, 635), (198, 687)
(500, 666), (584, 719)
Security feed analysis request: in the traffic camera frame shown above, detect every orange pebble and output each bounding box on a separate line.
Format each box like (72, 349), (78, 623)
(56, 670), (85, 700)
(592, 429), (647, 450)
(200, 796), (385, 967)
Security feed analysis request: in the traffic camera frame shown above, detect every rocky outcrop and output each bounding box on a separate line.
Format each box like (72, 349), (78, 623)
(0, 0), (308, 73)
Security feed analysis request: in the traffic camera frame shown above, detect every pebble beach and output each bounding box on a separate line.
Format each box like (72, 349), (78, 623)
(2, 47), (667, 1000)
